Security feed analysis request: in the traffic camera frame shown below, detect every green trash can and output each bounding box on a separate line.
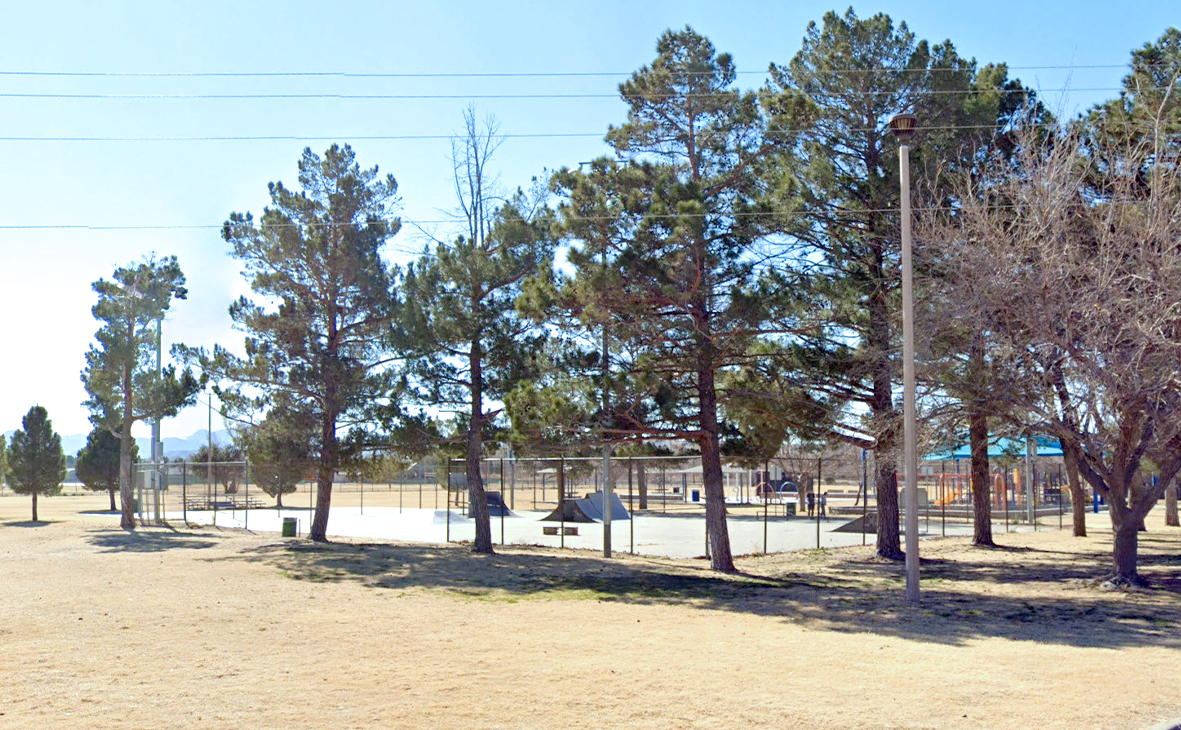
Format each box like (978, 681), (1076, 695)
(281, 517), (298, 537)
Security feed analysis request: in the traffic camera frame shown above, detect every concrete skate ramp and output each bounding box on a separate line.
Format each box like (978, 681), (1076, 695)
(540, 499), (598, 523)
(833, 512), (877, 534)
(580, 491), (631, 522)
(541, 492), (631, 523)
(467, 491), (513, 518)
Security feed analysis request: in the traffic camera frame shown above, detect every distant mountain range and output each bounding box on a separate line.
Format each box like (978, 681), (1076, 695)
(3, 428), (234, 459)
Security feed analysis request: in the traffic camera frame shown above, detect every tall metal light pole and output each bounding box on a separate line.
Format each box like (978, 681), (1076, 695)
(152, 315), (163, 522)
(601, 231), (613, 558)
(889, 112), (921, 604)
(121, 283), (146, 522)
(578, 160), (614, 559)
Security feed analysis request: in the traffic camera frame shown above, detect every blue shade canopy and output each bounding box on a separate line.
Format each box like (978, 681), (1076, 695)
(924, 436), (1063, 461)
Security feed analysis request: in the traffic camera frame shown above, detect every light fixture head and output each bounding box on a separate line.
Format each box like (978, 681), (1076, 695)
(888, 112), (918, 144)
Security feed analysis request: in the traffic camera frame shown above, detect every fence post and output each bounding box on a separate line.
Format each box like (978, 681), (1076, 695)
(559, 457), (566, 550)
(860, 451), (867, 546)
(628, 458), (634, 555)
(763, 484), (769, 555)
(941, 474), (946, 537)
(816, 457), (822, 549)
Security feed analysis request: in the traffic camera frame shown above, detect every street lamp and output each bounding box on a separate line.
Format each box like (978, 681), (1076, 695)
(122, 281), (164, 523)
(888, 112), (920, 604)
(576, 160), (614, 559)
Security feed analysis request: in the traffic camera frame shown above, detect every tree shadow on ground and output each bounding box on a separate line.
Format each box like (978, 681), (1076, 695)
(221, 532), (1181, 651)
(3, 520), (55, 527)
(86, 527), (220, 553)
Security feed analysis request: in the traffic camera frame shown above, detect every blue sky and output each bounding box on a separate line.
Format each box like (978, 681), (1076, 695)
(1, 0), (1176, 440)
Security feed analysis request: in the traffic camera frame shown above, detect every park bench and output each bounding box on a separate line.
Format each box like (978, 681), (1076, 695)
(183, 496), (266, 511)
(542, 525), (579, 536)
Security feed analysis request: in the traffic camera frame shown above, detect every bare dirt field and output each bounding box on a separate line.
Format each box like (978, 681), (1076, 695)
(1, 491), (1179, 730)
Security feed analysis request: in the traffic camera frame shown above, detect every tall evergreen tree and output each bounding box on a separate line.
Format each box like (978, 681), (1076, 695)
(81, 255), (201, 529)
(400, 110), (556, 554)
(75, 427), (136, 512)
(180, 144), (402, 542)
(761, 9), (1036, 558)
(6, 406), (67, 522)
(546, 27), (794, 573)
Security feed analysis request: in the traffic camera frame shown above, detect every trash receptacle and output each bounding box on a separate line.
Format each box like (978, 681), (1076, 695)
(691, 489), (700, 502)
(281, 517), (298, 537)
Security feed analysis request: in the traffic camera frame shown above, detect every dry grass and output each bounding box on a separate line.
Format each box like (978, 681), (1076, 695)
(1, 492), (1179, 730)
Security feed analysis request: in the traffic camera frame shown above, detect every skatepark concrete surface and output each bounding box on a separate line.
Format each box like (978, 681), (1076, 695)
(169, 504), (1035, 558)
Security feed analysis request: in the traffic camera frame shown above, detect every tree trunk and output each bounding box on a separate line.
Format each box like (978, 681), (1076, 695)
(698, 364), (734, 573)
(1111, 517), (1144, 586)
(1063, 442), (1087, 537)
(468, 342), (493, 555)
(637, 464), (648, 510)
(966, 336), (993, 545)
(119, 363), (136, 530)
(875, 449), (902, 560)
(276, 490), (284, 509)
(107, 487), (117, 512)
(868, 241), (901, 561)
(309, 463), (333, 542)
(1052, 368), (1088, 538)
(969, 406), (994, 546)
(308, 413), (337, 542)
(1166, 479), (1179, 527)
(31, 492), (38, 523)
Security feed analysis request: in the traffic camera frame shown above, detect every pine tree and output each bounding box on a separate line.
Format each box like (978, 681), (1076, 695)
(75, 427), (135, 512)
(400, 110), (556, 554)
(761, 9), (1036, 558)
(82, 255), (201, 529)
(546, 28), (791, 573)
(0, 434), (8, 489)
(180, 144), (401, 542)
(191, 443), (245, 495)
(238, 406), (314, 508)
(6, 406), (67, 522)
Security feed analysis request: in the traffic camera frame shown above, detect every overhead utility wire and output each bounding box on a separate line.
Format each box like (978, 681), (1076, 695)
(0, 133), (606, 142)
(0, 64), (1133, 78)
(0, 203), (1014, 231)
(0, 122), (1062, 142)
(0, 121), (1104, 143)
(0, 87), (1131, 100)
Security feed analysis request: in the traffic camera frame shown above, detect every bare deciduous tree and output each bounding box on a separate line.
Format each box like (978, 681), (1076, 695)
(923, 126), (1181, 585)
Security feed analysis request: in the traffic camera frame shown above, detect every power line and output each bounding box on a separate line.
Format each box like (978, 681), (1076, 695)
(0, 87), (1111, 101)
(0, 133), (605, 142)
(0, 64), (1133, 79)
(0, 122), (1083, 144)
(0, 204), (1009, 232)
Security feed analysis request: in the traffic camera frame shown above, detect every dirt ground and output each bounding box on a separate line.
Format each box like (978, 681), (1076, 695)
(1, 491), (1179, 730)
